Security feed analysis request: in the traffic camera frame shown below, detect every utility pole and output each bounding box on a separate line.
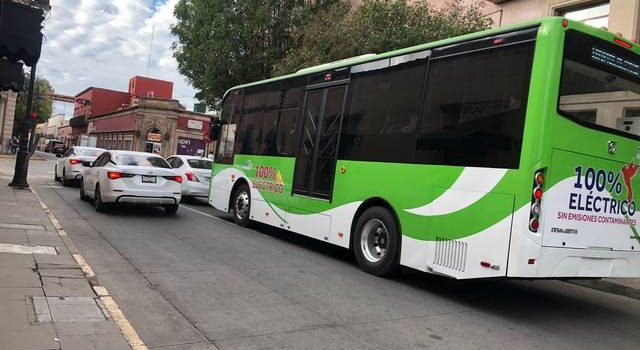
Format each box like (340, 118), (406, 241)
(9, 63), (37, 188)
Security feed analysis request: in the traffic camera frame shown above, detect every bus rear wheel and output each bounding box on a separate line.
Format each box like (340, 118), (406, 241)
(353, 206), (400, 277)
(231, 183), (251, 227)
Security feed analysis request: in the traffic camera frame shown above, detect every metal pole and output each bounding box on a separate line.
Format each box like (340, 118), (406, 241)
(9, 63), (37, 189)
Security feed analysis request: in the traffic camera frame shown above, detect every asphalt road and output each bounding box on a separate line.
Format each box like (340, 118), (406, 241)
(24, 153), (640, 350)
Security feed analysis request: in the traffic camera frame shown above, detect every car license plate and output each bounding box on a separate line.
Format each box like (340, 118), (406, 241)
(142, 175), (156, 183)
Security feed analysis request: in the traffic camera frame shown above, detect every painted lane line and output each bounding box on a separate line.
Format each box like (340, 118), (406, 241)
(179, 204), (226, 222)
(30, 185), (149, 350)
(0, 243), (57, 255)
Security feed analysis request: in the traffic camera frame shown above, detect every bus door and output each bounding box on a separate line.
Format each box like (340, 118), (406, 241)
(292, 83), (348, 200)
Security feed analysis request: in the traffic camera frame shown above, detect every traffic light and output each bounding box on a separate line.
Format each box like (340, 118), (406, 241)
(31, 112), (38, 119)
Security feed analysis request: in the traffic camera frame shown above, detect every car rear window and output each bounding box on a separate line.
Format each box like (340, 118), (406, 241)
(115, 154), (171, 168)
(75, 148), (104, 157)
(187, 159), (213, 169)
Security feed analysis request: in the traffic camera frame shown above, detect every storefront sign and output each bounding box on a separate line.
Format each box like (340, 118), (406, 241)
(147, 132), (162, 142)
(177, 137), (206, 156)
(187, 119), (203, 130)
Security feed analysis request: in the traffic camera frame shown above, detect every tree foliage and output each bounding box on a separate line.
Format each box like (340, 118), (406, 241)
(171, 0), (491, 108)
(171, 0), (338, 108)
(13, 74), (53, 135)
(273, 0), (492, 74)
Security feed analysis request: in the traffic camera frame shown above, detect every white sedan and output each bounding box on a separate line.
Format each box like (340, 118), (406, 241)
(81, 150), (183, 214)
(54, 146), (106, 186)
(166, 155), (213, 199)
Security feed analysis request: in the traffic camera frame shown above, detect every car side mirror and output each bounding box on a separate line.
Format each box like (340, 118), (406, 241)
(209, 118), (223, 142)
(82, 161), (91, 167)
(56, 153), (63, 158)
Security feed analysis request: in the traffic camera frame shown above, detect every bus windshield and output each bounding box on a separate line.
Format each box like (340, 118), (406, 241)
(559, 30), (640, 139)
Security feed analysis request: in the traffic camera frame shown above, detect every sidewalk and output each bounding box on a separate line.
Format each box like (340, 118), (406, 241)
(0, 161), (131, 349)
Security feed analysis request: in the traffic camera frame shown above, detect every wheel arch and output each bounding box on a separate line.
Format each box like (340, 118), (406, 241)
(228, 177), (250, 213)
(349, 197), (403, 251)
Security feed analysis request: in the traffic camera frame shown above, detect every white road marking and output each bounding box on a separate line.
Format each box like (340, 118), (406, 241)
(0, 222), (45, 230)
(179, 204), (225, 222)
(0, 243), (57, 255)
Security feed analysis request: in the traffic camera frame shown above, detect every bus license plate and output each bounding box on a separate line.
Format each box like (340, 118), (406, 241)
(142, 175), (156, 183)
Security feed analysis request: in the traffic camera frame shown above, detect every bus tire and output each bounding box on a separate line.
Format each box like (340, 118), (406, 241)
(353, 206), (400, 277)
(231, 183), (251, 227)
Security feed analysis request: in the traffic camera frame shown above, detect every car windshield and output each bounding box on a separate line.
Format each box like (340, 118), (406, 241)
(115, 154), (171, 168)
(75, 148), (104, 157)
(187, 159), (213, 169)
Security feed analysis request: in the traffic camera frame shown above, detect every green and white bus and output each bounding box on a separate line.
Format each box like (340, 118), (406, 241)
(208, 17), (640, 279)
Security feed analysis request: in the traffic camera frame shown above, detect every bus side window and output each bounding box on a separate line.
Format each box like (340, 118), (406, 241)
(340, 61), (426, 163)
(416, 42), (534, 168)
(215, 90), (243, 164)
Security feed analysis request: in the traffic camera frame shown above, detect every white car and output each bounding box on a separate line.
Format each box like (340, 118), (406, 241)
(80, 150), (183, 214)
(55, 146), (106, 186)
(166, 155), (213, 199)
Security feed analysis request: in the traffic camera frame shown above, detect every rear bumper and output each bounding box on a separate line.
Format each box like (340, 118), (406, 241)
(182, 182), (209, 197)
(534, 246), (640, 278)
(115, 195), (178, 206)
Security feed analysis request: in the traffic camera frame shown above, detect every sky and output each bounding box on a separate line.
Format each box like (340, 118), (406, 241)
(39, 0), (198, 117)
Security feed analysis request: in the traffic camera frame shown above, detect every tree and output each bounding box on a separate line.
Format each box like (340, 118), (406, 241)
(273, 0), (493, 75)
(171, 0), (338, 109)
(13, 73), (53, 135)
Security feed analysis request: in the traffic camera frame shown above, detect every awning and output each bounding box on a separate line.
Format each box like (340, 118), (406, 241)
(0, 2), (44, 66)
(0, 59), (24, 92)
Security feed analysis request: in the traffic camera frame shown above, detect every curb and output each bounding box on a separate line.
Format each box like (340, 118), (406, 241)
(567, 279), (640, 301)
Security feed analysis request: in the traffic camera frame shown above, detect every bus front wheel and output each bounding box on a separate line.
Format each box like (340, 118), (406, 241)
(353, 206), (400, 277)
(231, 183), (251, 227)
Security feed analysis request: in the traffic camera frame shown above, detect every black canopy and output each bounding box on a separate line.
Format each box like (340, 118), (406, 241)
(0, 58), (24, 91)
(0, 1), (44, 67)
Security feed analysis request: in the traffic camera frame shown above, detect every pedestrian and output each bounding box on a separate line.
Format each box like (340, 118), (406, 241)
(9, 136), (18, 156)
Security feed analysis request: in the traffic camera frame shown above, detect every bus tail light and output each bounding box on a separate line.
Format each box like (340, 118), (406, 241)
(529, 169), (545, 232)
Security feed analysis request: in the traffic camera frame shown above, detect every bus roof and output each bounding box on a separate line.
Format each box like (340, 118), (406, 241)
(224, 17), (640, 97)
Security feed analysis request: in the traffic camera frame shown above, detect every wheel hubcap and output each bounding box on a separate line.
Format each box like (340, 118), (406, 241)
(360, 219), (389, 263)
(235, 191), (249, 220)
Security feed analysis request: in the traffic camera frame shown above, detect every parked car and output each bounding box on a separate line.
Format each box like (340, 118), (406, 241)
(166, 155), (213, 199)
(44, 140), (63, 153)
(54, 146), (106, 186)
(81, 151), (183, 214)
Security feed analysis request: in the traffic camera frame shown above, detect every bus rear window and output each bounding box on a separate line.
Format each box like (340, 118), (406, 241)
(559, 30), (640, 139)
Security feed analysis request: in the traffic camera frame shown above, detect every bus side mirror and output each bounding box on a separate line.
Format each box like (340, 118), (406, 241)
(210, 118), (223, 142)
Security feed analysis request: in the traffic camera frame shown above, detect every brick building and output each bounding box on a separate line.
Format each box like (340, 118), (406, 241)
(71, 76), (211, 157)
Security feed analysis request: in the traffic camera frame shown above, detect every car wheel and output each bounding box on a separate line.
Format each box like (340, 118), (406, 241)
(80, 181), (89, 201)
(353, 206), (400, 277)
(164, 204), (179, 215)
(231, 183), (251, 227)
(54, 166), (61, 181)
(94, 185), (107, 212)
(62, 168), (71, 187)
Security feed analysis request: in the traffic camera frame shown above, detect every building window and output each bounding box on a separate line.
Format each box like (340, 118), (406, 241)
(558, 1), (609, 29)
